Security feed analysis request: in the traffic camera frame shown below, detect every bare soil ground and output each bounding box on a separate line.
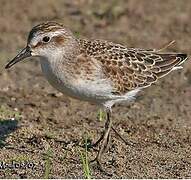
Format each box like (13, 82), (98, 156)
(0, 0), (191, 178)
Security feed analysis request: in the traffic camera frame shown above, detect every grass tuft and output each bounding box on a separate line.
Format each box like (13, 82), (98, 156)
(78, 135), (91, 179)
(43, 147), (53, 179)
(97, 109), (106, 122)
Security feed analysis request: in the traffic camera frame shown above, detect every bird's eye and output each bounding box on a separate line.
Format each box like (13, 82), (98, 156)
(42, 36), (50, 43)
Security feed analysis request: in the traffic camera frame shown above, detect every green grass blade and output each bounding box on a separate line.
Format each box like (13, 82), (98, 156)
(78, 134), (91, 179)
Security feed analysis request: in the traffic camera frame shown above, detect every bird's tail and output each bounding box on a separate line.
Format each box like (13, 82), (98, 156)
(152, 53), (188, 78)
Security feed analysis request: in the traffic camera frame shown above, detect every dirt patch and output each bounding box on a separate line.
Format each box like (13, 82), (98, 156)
(0, 0), (191, 178)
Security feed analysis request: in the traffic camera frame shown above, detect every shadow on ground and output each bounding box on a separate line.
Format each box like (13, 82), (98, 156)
(0, 119), (18, 147)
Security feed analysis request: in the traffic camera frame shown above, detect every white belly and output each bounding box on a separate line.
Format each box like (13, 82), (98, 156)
(40, 59), (114, 104)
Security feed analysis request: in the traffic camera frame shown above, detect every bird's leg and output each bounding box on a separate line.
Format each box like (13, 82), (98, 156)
(87, 110), (111, 149)
(96, 110), (112, 157)
(111, 126), (135, 146)
(91, 109), (112, 175)
(88, 132), (105, 148)
(90, 125), (134, 148)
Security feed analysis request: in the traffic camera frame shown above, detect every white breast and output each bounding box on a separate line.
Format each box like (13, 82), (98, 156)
(40, 58), (114, 104)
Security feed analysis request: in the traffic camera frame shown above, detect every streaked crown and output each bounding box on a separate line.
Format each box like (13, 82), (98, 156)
(27, 22), (77, 57)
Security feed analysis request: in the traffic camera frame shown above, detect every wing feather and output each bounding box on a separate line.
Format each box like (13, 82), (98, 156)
(79, 39), (188, 95)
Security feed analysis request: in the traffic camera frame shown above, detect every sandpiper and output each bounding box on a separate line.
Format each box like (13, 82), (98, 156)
(5, 22), (188, 172)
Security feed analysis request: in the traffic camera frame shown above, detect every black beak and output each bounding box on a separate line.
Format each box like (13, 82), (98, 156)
(5, 46), (32, 69)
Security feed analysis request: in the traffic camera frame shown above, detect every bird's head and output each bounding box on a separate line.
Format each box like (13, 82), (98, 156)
(5, 22), (77, 69)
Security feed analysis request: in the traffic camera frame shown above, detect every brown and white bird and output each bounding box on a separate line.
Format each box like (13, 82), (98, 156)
(5, 21), (188, 172)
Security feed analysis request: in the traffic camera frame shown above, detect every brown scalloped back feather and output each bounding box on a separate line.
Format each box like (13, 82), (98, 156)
(79, 39), (188, 95)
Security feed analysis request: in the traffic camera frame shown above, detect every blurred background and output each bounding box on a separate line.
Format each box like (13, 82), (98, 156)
(0, 0), (191, 178)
